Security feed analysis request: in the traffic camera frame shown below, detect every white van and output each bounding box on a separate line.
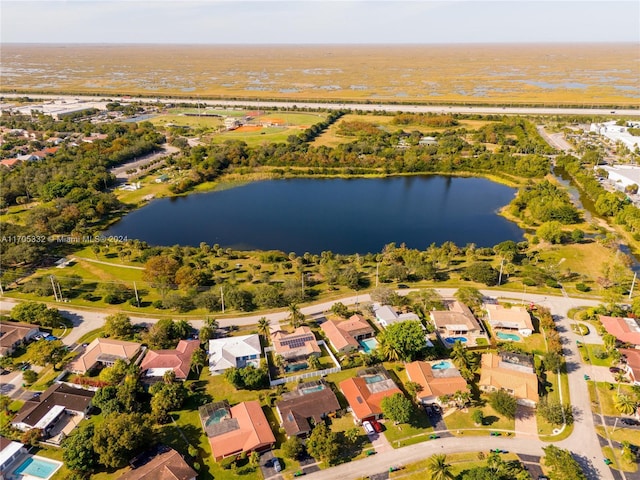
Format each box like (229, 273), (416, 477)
(363, 421), (375, 435)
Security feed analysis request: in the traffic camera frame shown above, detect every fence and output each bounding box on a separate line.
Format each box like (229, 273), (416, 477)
(266, 340), (342, 387)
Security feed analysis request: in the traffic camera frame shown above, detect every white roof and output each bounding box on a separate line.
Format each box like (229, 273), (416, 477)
(33, 405), (65, 430)
(0, 441), (24, 468)
(374, 305), (398, 322)
(144, 367), (174, 377)
(209, 334), (261, 370)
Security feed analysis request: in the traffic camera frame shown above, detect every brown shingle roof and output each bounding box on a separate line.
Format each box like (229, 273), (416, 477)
(12, 383), (94, 428)
(69, 338), (141, 373)
(118, 447), (197, 480)
(431, 301), (482, 333)
(0, 321), (39, 355)
(276, 382), (340, 436)
(478, 353), (539, 404)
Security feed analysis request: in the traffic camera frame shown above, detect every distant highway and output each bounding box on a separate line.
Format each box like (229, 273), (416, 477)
(2, 93), (639, 117)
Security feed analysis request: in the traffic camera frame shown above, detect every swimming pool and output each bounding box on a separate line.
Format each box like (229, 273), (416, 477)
(205, 408), (230, 426)
(431, 360), (453, 370)
(444, 337), (468, 344)
(301, 384), (325, 395)
(12, 456), (61, 479)
(359, 338), (378, 354)
(285, 362), (308, 373)
(364, 374), (385, 384)
(497, 332), (521, 341)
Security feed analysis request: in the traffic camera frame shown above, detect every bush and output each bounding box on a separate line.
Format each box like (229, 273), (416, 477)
(575, 283), (590, 292)
(488, 390), (517, 419)
(22, 369), (38, 384)
(545, 278), (560, 288)
(522, 278), (538, 287)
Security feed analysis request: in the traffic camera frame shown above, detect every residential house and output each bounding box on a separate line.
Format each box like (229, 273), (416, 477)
(275, 380), (340, 437)
(208, 334), (261, 375)
(620, 349), (640, 386)
(81, 133), (109, 143)
(140, 340), (200, 380)
(419, 136), (438, 146)
(69, 338), (142, 374)
(271, 327), (321, 361)
(16, 154), (40, 162)
(0, 158), (21, 169)
(320, 315), (375, 354)
(599, 315), (640, 346)
(373, 304), (420, 329)
(405, 361), (468, 406)
(199, 401), (275, 461)
(12, 384), (95, 442)
(0, 321), (40, 357)
(339, 367), (404, 423)
(0, 436), (27, 478)
(478, 353), (539, 407)
(485, 304), (534, 337)
(430, 301), (487, 347)
(119, 445), (197, 480)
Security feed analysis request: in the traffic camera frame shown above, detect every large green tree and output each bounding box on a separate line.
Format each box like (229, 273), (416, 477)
(488, 390), (517, 419)
(92, 413), (153, 468)
(542, 445), (586, 480)
(143, 255), (180, 300)
(103, 313), (133, 339)
(381, 393), (413, 424)
(10, 302), (65, 327)
(306, 423), (340, 465)
(379, 320), (425, 362)
(62, 423), (97, 474)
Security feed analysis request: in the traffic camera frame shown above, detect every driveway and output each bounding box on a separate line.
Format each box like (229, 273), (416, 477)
(368, 428), (393, 454)
(514, 405), (538, 438)
(259, 451), (283, 480)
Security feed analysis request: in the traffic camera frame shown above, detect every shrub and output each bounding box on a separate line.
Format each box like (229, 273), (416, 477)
(488, 390), (517, 419)
(523, 278), (538, 286)
(575, 283), (590, 292)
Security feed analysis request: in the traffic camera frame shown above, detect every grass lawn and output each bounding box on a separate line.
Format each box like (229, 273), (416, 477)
(578, 344), (614, 367)
(596, 425), (640, 446)
(30, 366), (61, 391)
(444, 402), (515, 436)
(602, 445), (638, 473)
(383, 407), (434, 448)
(389, 451), (522, 479)
(587, 381), (637, 416)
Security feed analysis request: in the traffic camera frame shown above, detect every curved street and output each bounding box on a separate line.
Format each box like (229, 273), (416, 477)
(0, 289), (615, 479)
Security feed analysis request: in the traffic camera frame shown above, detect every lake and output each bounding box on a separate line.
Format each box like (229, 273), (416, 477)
(106, 176), (524, 254)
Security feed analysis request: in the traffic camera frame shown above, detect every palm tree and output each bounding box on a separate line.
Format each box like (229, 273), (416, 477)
(453, 390), (471, 410)
(427, 454), (454, 480)
(377, 332), (400, 362)
(257, 317), (271, 340)
(288, 303), (305, 329)
(308, 355), (321, 370)
(603, 333), (617, 353)
(190, 348), (207, 375)
(614, 394), (638, 416)
(274, 354), (286, 375)
(450, 340), (474, 380)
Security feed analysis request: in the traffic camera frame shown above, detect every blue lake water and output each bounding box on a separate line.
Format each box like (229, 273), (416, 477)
(106, 176), (523, 254)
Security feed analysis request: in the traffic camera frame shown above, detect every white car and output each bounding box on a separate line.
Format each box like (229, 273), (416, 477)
(363, 421), (375, 435)
(273, 458), (282, 472)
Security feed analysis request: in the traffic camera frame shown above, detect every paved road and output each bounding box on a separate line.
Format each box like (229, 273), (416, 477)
(3, 93), (639, 117)
(537, 125), (575, 152)
(0, 289), (611, 478)
(109, 143), (179, 182)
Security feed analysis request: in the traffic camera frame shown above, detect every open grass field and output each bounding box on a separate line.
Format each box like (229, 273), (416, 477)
(2, 44), (638, 106)
(312, 114), (496, 147)
(587, 381), (637, 416)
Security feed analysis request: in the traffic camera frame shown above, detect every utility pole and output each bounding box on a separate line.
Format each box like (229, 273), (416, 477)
(133, 281), (140, 307)
(375, 262), (379, 288)
(629, 272), (637, 300)
(50, 275), (59, 302)
(56, 281), (63, 302)
(498, 258), (505, 286)
(220, 286), (225, 313)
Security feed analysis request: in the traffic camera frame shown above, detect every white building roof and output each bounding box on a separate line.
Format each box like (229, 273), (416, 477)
(0, 440), (24, 468)
(209, 334), (261, 371)
(374, 305), (398, 323)
(33, 405), (65, 430)
(591, 121), (640, 151)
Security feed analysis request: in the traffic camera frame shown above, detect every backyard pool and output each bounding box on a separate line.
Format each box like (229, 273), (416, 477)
(205, 408), (231, 426)
(364, 374), (385, 384)
(11, 456), (61, 479)
(359, 338), (378, 354)
(431, 360), (453, 370)
(497, 332), (521, 341)
(301, 384), (326, 395)
(286, 362), (308, 373)
(444, 337), (468, 345)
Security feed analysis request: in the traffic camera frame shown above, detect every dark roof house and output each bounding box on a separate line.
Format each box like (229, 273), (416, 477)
(275, 380), (341, 437)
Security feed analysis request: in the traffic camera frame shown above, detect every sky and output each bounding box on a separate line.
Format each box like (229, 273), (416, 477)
(1, 0), (639, 44)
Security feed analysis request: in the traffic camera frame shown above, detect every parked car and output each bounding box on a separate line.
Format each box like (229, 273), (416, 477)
(0, 369), (8, 375)
(620, 418), (640, 426)
(609, 367), (622, 374)
(370, 419), (383, 433)
(272, 458), (282, 473)
(362, 421), (375, 435)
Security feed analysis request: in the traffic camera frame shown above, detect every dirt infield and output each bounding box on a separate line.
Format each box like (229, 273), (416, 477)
(234, 125), (263, 132)
(259, 117), (285, 125)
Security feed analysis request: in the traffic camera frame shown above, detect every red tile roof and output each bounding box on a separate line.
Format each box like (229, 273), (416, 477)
(0, 158), (21, 168)
(620, 348), (640, 383)
(339, 371), (403, 421)
(140, 340), (200, 379)
(600, 316), (640, 345)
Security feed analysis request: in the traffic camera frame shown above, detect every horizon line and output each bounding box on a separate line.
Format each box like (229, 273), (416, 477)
(3, 41), (638, 46)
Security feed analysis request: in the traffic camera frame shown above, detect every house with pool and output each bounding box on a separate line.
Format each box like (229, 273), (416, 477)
(405, 360), (469, 406)
(0, 436), (28, 478)
(430, 301), (488, 347)
(275, 380), (341, 437)
(478, 352), (539, 407)
(271, 326), (321, 363)
(320, 314), (376, 354)
(208, 334), (262, 375)
(198, 400), (275, 461)
(339, 367), (404, 423)
(484, 304), (534, 339)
